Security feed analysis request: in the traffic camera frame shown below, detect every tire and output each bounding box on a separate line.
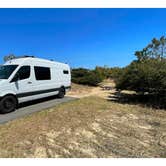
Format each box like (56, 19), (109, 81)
(0, 95), (17, 114)
(57, 87), (65, 98)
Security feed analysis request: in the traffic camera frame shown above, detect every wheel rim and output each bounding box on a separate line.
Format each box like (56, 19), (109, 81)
(59, 89), (65, 97)
(3, 98), (15, 110)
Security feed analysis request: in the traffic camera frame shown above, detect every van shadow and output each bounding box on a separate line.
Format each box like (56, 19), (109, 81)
(18, 95), (59, 109)
(107, 91), (166, 109)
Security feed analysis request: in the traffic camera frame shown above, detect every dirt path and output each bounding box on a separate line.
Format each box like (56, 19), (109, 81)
(67, 81), (116, 99)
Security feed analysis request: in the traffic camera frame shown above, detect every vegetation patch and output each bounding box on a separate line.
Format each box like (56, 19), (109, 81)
(0, 96), (165, 158)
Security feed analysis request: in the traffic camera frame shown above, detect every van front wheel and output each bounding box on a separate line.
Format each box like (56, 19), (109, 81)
(57, 87), (65, 98)
(0, 95), (17, 114)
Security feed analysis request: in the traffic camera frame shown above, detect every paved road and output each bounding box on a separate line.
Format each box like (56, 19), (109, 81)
(0, 96), (76, 124)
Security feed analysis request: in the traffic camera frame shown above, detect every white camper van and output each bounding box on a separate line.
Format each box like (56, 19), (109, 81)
(0, 56), (71, 113)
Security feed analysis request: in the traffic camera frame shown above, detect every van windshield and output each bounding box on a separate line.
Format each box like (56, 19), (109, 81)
(0, 65), (18, 79)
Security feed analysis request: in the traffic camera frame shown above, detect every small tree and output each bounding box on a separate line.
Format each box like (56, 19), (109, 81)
(115, 36), (166, 99)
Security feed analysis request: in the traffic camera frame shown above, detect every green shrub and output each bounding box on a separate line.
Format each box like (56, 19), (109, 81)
(71, 68), (103, 86)
(109, 67), (124, 81)
(115, 36), (166, 100)
(116, 59), (166, 95)
(94, 66), (111, 79)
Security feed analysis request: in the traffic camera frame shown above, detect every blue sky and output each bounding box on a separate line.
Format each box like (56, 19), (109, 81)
(0, 8), (166, 68)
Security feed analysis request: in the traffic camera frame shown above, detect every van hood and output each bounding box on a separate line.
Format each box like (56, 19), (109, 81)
(0, 79), (7, 85)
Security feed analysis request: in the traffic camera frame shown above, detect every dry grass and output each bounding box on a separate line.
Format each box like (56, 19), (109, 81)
(0, 96), (165, 158)
(67, 83), (93, 98)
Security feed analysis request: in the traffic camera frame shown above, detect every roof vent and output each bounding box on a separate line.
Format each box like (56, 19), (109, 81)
(21, 55), (35, 58)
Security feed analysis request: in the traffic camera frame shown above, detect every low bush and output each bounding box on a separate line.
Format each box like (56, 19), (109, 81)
(116, 59), (166, 95)
(114, 36), (166, 108)
(71, 68), (103, 86)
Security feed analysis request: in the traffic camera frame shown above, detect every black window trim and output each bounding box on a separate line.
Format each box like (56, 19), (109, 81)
(63, 70), (69, 74)
(34, 66), (51, 81)
(10, 65), (31, 83)
(0, 65), (18, 80)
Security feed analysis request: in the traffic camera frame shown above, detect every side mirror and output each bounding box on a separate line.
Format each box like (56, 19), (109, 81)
(11, 73), (20, 83)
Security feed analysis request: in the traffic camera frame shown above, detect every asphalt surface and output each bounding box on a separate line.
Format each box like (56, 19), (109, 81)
(0, 96), (76, 124)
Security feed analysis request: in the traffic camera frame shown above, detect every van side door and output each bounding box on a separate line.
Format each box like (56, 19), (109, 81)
(32, 66), (58, 98)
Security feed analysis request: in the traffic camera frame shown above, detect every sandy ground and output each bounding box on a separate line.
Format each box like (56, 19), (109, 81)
(0, 96), (165, 158)
(0, 80), (165, 158)
(67, 80), (116, 99)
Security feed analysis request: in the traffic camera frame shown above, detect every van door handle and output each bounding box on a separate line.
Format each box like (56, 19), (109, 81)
(27, 81), (32, 84)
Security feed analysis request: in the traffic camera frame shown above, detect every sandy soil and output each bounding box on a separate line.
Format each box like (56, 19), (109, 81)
(67, 80), (116, 99)
(0, 97), (165, 158)
(0, 80), (165, 158)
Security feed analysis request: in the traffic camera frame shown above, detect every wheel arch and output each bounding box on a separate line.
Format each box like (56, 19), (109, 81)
(0, 92), (18, 106)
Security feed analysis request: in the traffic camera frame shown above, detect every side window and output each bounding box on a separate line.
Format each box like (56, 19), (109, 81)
(34, 66), (51, 80)
(63, 70), (69, 74)
(12, 66), (30, 81)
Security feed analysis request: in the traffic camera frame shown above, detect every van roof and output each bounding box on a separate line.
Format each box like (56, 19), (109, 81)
(4, 57), (69, 67)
